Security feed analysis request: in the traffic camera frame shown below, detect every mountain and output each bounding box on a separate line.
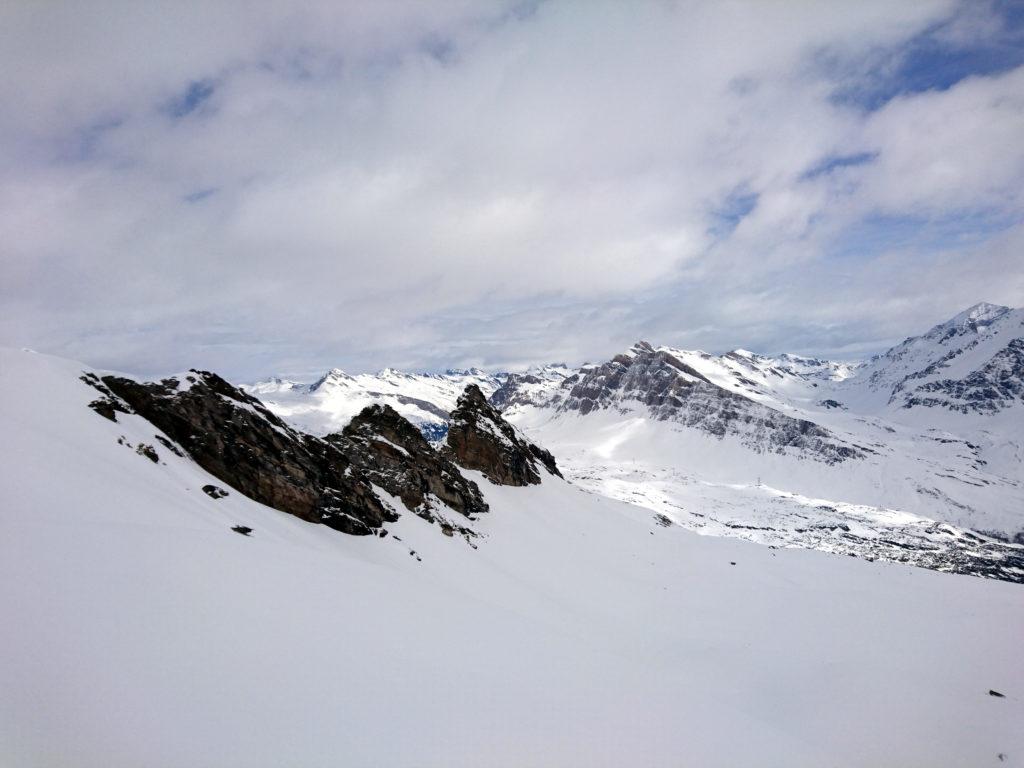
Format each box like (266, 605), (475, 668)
(490, 305), (1024, 574)
(79, 359), (556, 542)
(555, 340), (863, 463)
(2, 345), (1022, 766)
(232, 305), (1024, 578)
(243, 366), (504, 441)
(841, 302), (1024, 418)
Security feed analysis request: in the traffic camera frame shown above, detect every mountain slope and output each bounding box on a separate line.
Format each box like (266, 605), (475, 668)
(498, 306), (1024, 570)
(841, 302), (1024, 416)
(1, 346), (1022, 767)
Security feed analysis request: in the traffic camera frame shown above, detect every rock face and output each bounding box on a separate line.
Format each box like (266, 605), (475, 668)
(901, 337), (1024, 413)
(444, 385), (561, 486)
(337, 404), (488, 522)
(84, 369), (563, 538)
(852, 302), (1024, 414)
(488, 364), (572, 411)
(559, 342), (861, 463)
(96, 370), (396, 536)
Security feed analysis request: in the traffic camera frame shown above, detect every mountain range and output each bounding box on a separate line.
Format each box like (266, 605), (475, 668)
(244, 302), (1024, 581)
(1, 302), (1022, 766)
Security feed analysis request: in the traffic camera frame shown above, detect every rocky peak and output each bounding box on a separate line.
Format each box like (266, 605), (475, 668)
(488, 364), (572, 411)
(95, 370), (395, 536)
(308, 368), (354, 392)
(338, 404), (488, 523)
(444, 385), (561, 486)
(923, 302), (1011, 345)
(560, 344), (862, 464)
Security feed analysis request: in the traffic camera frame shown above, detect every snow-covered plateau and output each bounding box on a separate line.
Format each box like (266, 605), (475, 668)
(1, 304), (1023, 767)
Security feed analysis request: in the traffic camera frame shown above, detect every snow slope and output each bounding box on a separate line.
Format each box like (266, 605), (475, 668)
(2, 346), (1023, 767)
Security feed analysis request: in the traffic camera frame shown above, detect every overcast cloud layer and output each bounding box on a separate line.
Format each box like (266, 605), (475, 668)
(1, 0), (1023, 378)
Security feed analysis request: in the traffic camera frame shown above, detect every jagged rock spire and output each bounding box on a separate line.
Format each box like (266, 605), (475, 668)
(443, 384), (561, 486)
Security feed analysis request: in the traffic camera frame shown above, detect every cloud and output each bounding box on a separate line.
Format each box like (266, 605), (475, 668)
(0, 0), (1021, 378)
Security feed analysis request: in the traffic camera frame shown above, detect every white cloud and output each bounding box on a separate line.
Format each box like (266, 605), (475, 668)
(1, 0), (1021, 377)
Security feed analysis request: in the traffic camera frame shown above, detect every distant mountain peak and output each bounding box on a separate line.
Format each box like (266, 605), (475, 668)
(309, 367), (353, 392)
(931, 302), (1011, 339)
(629, 340), (656, 355)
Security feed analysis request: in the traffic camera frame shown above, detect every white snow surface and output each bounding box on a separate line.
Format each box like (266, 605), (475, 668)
(2, 346), (1023, 767)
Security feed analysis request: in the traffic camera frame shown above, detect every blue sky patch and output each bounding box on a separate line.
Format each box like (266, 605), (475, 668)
(801, 152), (877, 180)
(829, 1), (1024, 110)
(830, 210), (1021, 261)
(183, 187), (218, 203)
(164, 79), (216, 118)
(709, 188), (759, 238)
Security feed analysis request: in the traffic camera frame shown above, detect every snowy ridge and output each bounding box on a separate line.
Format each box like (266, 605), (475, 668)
(842, 302), (1024, 415)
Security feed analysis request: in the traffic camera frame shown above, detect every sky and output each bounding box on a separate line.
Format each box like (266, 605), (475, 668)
(1, 0), (1023, 380)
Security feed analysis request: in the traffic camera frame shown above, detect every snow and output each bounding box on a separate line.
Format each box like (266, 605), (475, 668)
(1, 346), (1023, 767)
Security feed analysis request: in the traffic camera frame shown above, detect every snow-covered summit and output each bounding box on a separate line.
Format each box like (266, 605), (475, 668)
(844, 303), (1024, 417)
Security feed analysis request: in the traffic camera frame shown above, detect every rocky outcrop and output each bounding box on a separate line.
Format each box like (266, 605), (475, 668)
(559, 342), (862, 463)
(336, 404), (488, 522)
(444, 385), (561, 486)
(99, 370), (395, 535)
(86, 367), (566, 538)
(488, 364), (572, 411)
(902, 338), (1024, 414)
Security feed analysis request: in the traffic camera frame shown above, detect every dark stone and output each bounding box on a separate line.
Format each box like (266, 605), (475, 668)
(81, 373), (131, 422)
(101, 370), (395, 536)
(202, 484), (229, 499)
(135, 443), (159, 463)
(443, 385), (560, 486)
(989, 689), (1006, 698)
(231, 525), (253, 536)
(155, 435), (185, 457)
(336, 403), (488, 527)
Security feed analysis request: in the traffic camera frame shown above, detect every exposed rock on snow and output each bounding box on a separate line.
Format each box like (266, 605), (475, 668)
(91, 369), (559, 540)
(444, 385), (561, 486)
(850, 302), (1024, 415)
(559, 341), (862, 464)
(202, 484), (228, 499)
(337, 403), (488, 524)
(489, 364), (572, 411)
(100, 370), (396, 536)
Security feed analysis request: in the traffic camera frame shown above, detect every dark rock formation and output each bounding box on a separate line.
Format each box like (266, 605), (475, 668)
(559, 342), (862, 463)
(336, 404), (488, 523)
(100, 370), (395, 536)
(87, 368), (566, 538)
(488, 365), (570, 411)
(444, 385), (561, 486)
(135, 443), (159, 463)
(903, 339), (1024, 414)
(202, 484), (228, 499)
(80, 373), (131, 421)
